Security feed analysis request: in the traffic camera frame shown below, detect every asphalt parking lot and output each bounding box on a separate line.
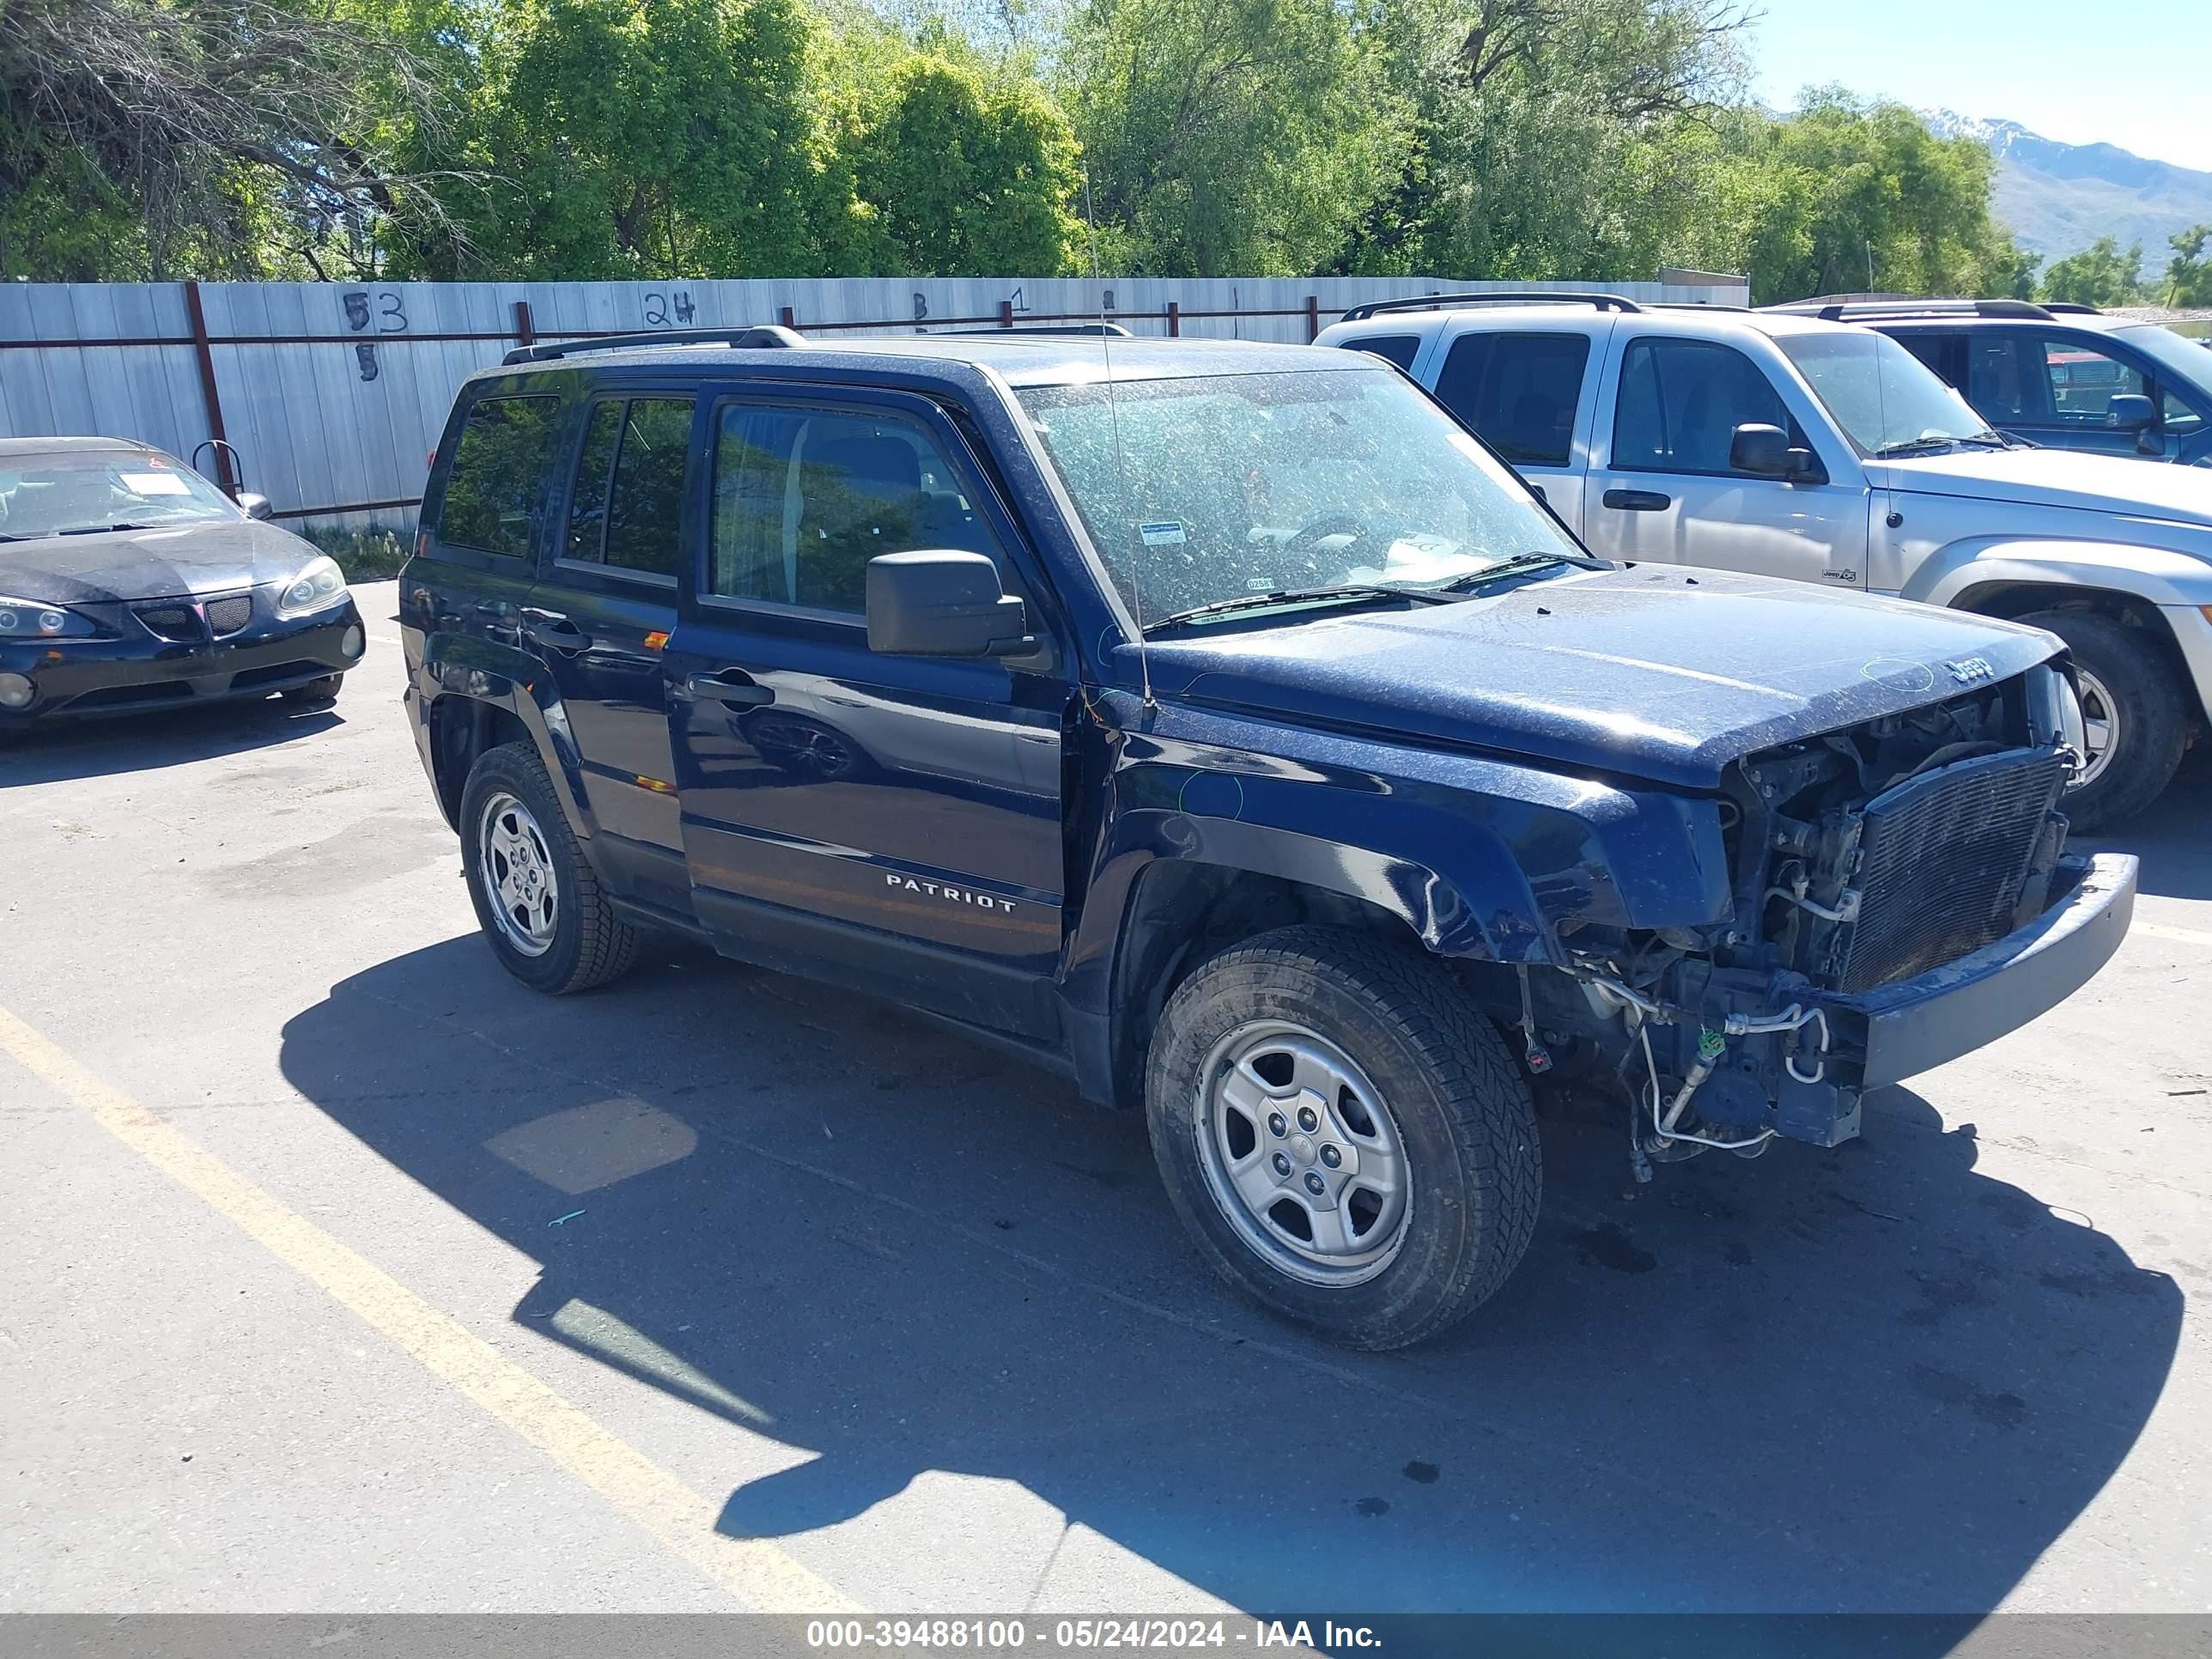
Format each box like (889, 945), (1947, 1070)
(3, 578), (2209, 1620)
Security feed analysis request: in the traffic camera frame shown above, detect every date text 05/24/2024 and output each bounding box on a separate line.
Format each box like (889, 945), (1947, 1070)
(804, 1621), (1382, 1651)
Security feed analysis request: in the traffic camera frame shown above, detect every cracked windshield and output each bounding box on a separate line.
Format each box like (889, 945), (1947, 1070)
(1019, 367), (1580, 623)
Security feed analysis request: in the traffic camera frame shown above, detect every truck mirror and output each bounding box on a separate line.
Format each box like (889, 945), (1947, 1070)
(1729, 423), (1792, 477)
(2105, 392), (2157, 433)
(866, 550), (1034, 658)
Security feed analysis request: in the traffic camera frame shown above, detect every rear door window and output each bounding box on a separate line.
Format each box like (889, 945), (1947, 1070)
(1895, 331), (1961, 386)
(1433, 332), (1591, 465)
(1964, 336), (2051, 422)
(1611, 337), (1798, 475)
(564, 397), (694, 578)
(437, 395), (562, 559)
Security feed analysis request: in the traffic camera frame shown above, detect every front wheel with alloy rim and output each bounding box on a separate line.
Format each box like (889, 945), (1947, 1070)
(1145, 926), (1541, 1350)
(2018, 609), (2189, 830)
(459, 741), (641, 994)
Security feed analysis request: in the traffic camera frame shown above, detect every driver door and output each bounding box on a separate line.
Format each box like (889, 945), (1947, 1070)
(662, 386), (1071, 1037)
(1583, 335), (1869, 586)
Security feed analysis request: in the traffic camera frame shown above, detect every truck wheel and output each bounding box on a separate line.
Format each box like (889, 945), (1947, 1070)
(459, 741), (641, 994)
(2021, 610), (2189, 830)
(1144, 926), (1541, 1350)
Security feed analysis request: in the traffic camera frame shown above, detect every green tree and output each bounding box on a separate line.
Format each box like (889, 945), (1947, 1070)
(1340, 0), (1752, 282)
(1060, 0), (1407, 276)
(846, 52), (1081, 274)
(2162, 224), (2212, 307)
(2038, 236), (2146, 307)
(417, 0), (837, 279)
(0, 0), (467, 280)
(1726, 90), (2027, 304)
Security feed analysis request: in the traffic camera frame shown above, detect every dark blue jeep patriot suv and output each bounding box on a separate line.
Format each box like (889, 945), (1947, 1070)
(401, 325), (2137, 1348)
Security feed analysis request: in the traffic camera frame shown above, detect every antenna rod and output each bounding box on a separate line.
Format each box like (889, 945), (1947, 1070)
(1082, 169), (1154, 714)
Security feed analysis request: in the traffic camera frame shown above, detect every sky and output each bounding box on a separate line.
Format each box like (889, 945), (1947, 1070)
(1750, 1), (2212, 173)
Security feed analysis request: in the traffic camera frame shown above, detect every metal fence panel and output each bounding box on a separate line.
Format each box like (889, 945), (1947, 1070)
(0, 273), (1747, 527)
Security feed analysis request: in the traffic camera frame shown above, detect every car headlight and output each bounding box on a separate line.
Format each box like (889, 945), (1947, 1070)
(0, 597), (97, 639)
(275, 556), (349, 618)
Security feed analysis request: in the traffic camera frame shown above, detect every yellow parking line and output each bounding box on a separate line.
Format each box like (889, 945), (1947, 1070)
(2137, 920), (2212, 950)
(0, 1004), (860, 1616)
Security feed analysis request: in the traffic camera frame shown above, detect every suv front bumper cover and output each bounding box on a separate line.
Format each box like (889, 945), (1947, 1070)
(1820, 852), (2137, 1089)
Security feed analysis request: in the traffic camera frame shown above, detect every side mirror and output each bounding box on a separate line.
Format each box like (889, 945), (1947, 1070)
(1729, 422), (1824, 483)
(235, 491), (275, 521)
(866, 550), (1032, 658)
(2106, 392), (2158, 433)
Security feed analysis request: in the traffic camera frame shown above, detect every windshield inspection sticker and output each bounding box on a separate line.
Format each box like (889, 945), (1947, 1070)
(1138, 521), (1187, 547)
(121, 472), (191, 495)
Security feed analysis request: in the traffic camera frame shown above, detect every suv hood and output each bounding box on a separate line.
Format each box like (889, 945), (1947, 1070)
(1137, 566), (2057, 790)
(1875, 447), (2212, 529)
(0, 519), (319, 605)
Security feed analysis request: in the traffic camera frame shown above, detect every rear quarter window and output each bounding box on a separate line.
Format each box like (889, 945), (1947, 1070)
(436, 394), (562, 559)
(1336, 332), (1422, 370)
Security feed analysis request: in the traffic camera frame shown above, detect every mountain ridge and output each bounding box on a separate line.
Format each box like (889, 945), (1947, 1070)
(1921, 110), (2212, 279)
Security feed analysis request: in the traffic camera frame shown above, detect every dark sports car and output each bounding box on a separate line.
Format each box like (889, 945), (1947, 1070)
(0, 437), (364, 728)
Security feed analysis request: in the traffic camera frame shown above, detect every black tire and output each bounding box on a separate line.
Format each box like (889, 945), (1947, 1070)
(283, 673), (343, 705)
(458, 740), (641, 994)
(1144, 925), (1541, 1350)
(2020, 610), (2190, 830)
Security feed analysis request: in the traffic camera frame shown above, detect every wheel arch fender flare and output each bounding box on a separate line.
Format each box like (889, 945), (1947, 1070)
(418, 633), (594, 842)
(1902, 538), (2212, 613)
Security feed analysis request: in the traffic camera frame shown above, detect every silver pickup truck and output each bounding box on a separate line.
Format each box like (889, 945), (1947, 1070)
(1318, 294), (2212, 826)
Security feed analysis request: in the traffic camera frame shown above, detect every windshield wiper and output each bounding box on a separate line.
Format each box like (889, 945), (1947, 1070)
(1440, 550), (1601, 592)
(1145, 583), (1455, 635)
(58, 521), (166, 535)
(1871, 436), (1966, 459)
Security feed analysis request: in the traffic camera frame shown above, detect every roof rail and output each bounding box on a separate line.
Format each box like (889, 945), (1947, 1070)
(502, 325), (805, 365)
(2041, 301), (2103, 314)
(1340, 291), (1643, 322)
(1766, 298), (2057, 324)
(939, 322), (1134, 337)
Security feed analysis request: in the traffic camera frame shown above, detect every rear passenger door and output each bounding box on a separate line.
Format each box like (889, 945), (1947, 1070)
(424, 390), (564, 653)
(526, 386), (694, 897)
(663, 386), (1070, 1037)
(1427, 325), (1599, 534)
(1583, 334), (1866, 586)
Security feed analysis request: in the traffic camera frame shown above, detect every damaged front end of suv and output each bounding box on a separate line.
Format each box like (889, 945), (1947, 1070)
(1521, 660), (2124, 1180)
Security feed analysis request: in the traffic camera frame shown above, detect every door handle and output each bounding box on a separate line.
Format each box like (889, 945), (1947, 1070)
(684, 671), (774, 708)
(520, 608), (589, 652)
(1602, 489), (1673, 512)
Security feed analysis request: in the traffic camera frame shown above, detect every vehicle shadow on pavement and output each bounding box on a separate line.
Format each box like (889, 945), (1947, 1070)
(0, 697), (343, 786)
(2081, 749), (2212, 901)
(281, 937), (2182, 1618)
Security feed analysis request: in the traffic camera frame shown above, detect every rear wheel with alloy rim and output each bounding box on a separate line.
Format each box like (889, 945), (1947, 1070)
(1146, 925), (1541, 1349)
(459, 741), (641, 994)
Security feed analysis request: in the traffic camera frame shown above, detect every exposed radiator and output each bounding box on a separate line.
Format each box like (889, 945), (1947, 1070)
(1839, 747), (2068, 992)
